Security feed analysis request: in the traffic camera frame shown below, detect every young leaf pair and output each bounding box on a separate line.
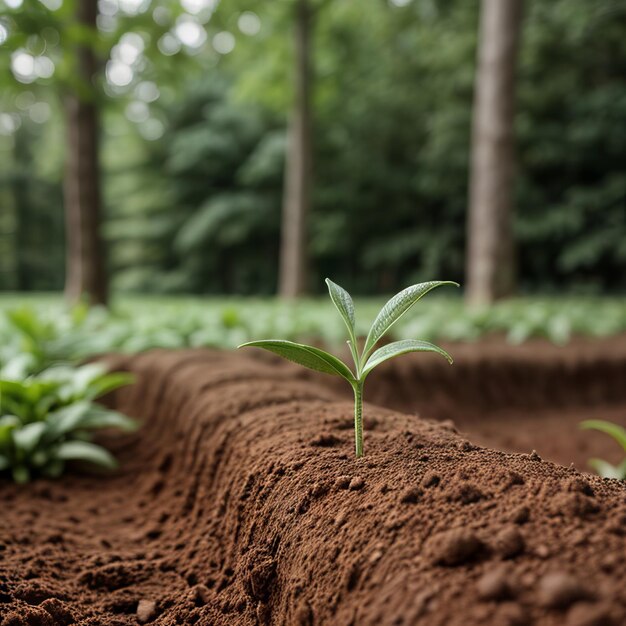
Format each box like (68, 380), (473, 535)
(240, 278), (458, 457)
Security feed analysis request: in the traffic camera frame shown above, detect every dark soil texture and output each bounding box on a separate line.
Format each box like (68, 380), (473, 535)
(2, 342), (626, 626)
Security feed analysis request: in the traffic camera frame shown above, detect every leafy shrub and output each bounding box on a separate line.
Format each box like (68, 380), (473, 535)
(0, 363), (136, 483)
(0, 304), (110, 377)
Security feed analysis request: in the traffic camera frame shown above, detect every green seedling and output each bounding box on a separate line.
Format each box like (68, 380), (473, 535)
(0, 363), (137, 483)
(239, 278), (458, 457)
(580, 419), (626, 479)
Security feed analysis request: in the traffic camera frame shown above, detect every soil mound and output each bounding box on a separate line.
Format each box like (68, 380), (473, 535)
(334, 334), (626, 469)
(1, 349), (626, 625)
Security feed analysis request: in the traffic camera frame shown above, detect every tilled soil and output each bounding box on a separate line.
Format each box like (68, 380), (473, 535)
(363, 334), (626, 469)
(1, 346), (626, 626)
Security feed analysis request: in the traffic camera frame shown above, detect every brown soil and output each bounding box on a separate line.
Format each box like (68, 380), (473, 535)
(362, 333), (626, 470)
(1, 345), (626, 626)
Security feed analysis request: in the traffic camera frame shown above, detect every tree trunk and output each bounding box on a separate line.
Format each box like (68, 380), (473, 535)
(466, 0), (524, 307)
(13, 128), (30, 291)
(278, 0), (313, 298)
(63, 0), (107, 306)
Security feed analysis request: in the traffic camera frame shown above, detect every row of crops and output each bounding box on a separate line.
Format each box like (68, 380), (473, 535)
(3, 295), (626, 371)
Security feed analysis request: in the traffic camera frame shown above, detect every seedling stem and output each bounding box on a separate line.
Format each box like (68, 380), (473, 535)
(353, 381), (364, 457)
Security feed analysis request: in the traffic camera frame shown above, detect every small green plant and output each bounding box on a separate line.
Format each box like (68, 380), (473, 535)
(239, 278), (458, 457)
(580, 419), (626, 479)
(0, 363), (137, 483)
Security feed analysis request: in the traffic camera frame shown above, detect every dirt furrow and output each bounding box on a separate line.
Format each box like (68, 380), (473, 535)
(1, 348), (626, 626)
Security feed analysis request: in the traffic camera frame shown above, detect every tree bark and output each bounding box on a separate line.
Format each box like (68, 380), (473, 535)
(63, 0), (108, 306)
(12, 129), (30, 291)
(466, 0), (524, 307)
(278, 0), (313, 298)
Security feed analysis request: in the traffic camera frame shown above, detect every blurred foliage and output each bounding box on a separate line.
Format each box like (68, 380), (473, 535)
(0, 121), (65, 290)
(0, 0), (625, 295)
(1, 295), (626, 356)
(516, 0), (626, 292)
(580, 419), (626, 479)
(0, 298), (138, 482)
(0, 362), (136, 483)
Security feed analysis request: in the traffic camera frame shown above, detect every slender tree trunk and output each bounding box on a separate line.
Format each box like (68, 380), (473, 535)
(466, 0), (524, 307)
(63, 0), (107, 306)
(278, 0), (313, 298)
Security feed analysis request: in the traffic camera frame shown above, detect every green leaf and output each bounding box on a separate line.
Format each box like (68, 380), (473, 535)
(588, 458), (626, 480)
(325, 278), (356, 337)
(87, 372), (135, 399)
(0, 379), (30, 398)
(363, 281), (459, 357)
(69, 363), (107, 395)
(0, 454), (9, 471)
(45, 402), (91, 440)
(34, 395), (58, 421)
(1, 354), (35, 380)
(1, 395), (31, 422)
(239, 340), (355, 382)
(12, 422), (47, 453)
(580, 420), (626, 452)
(0, 415), (21, 445)
(78, 407), (138, 432)
(7, 308), (50, 342)
(54, 441), (118, 470)
(363, 339), (453, 377)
